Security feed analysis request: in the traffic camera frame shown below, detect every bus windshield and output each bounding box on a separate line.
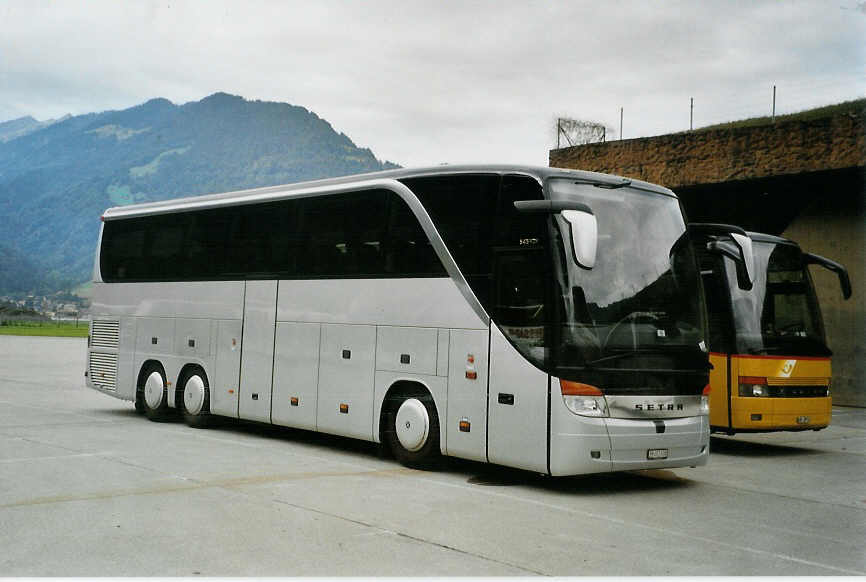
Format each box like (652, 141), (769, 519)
(546, 178), (708, 393)
(726, 241), (828, 356)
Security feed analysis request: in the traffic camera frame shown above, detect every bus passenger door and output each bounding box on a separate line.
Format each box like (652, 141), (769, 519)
(238, 280), (278, 423)
(487, 248), (550, 474)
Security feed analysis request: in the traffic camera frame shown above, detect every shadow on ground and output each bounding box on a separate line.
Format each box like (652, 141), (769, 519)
(91, 403), (695, 495)
(710, 435), (817, 457)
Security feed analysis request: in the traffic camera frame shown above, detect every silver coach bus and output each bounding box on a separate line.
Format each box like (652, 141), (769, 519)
(86, 165), (712, 475)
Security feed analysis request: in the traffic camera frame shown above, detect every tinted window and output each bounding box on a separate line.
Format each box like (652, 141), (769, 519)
(100, 189), (445, 282)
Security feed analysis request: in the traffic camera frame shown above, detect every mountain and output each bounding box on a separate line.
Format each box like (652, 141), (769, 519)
(0, 243), (50, 293)
(0, 93), (399, 293)
(0, 114), (70, 143)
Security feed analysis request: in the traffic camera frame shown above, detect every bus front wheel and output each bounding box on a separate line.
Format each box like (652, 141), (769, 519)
(384, 392), (440, 468)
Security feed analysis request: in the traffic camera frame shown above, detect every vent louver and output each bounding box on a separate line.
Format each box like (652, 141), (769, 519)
(91, 320), (120, 350)
(89, 352), (118, 390)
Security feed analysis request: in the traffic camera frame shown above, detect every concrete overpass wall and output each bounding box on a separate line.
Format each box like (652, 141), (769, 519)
(549, 105), (864, 189)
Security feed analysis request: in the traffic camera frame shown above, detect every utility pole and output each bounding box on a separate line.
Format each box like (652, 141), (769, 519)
(619, 107), (623, 140)
(690, 97), (694, 131)
(772, 85), (776, 122)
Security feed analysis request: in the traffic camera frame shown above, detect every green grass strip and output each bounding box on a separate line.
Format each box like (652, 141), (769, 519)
(0, 324), (88, 338)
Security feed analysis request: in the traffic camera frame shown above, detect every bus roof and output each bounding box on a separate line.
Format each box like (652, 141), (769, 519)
(101, 164), (676, 220)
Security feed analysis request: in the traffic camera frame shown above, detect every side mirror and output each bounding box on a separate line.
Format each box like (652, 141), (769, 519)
(690, 223), (755, 291)
(705, 239), (754, 291)
(513, 199), (599, 269)
(730, 232), (755, 289)
(804, 252), (852, 299)
(562, 209), (597, 269)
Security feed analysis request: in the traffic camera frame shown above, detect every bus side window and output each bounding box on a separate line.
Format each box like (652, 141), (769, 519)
(385, 194), (445, 277)
(402, 174), (499, 301)
(102, 221), (147, 281)
(147, 213), (187, 280)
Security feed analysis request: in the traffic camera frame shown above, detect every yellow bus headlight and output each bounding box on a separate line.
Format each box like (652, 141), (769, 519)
(738, 376), (768, 397)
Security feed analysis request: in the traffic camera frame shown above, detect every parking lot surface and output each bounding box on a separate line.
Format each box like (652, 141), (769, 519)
(1, 335), (864, 576)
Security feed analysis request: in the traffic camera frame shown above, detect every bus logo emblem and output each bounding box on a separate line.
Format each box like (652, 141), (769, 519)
(780, 360), (796, 378)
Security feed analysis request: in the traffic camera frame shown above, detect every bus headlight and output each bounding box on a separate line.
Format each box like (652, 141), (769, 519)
(560, 380), (608, 417)
(738, 376), (768, 397)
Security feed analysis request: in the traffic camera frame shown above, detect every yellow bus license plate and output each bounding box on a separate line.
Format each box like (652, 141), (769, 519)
(647, 448), (668, 460)
(796, 416), (810, 424)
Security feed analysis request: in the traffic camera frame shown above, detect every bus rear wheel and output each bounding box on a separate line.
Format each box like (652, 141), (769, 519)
(384, 392), (440, 468)
(140, 363), (172, 422)
(180, 368), (212, 429)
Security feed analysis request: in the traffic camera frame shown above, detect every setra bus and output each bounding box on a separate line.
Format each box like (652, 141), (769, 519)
(86, 165), (719, 475)
(691, 225), (851, 434)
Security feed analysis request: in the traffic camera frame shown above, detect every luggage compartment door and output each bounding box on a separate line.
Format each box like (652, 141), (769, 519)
(238, 280), (278, 422)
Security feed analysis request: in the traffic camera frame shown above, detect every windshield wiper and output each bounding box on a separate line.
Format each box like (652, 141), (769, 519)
(585, 347), (698, 367)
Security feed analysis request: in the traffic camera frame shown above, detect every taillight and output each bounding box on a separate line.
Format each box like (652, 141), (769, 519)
(560, 380), (608, 417)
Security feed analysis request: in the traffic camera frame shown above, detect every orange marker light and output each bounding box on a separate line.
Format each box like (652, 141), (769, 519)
(702, 384), (712, 395)
(339, 403), (349, 413)
(559, 380), (603, 396)
(467, 354), (475, 364)
(459, 419), (471, 432)
(465, 370), (477, 380)
(228, 389), (235, 394)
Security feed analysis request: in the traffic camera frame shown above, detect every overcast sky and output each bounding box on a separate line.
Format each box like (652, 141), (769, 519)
(1, 0), (863, 167)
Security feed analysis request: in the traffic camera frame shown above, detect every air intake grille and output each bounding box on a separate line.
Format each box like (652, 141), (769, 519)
(766, 385), (829, 398)
(91, 320), (120, 350)
(89, 352), (118, 390)
(767, 376), (829, 386)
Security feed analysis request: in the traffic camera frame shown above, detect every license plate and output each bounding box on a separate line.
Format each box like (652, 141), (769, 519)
(796, 416), (810, 424)
(647, 448), (669, 460)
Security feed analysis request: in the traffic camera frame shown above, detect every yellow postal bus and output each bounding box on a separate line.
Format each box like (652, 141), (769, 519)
(691, 226), (851, 434)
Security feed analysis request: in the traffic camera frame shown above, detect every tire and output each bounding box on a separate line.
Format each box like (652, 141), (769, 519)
(139, 363), (172, 422)
(384, 391), (440, 468)
(180, 368), (213, 429)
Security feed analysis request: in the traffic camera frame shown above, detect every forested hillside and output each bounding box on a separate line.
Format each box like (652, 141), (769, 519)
(0, 93), (398, 293)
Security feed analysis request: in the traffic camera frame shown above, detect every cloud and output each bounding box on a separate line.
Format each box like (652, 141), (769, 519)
(1, 0), (863, 167)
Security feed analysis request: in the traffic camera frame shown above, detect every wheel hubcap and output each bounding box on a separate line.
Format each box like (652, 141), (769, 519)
(183, 375), (206, 415)
(144, 371), (164, 409)
(395, 398), (429, 452)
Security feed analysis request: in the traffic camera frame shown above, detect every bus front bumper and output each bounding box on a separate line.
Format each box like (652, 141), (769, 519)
(730, 396), (831, 431)
(549, 414), (709, 476)
(606, 415), (709, 472)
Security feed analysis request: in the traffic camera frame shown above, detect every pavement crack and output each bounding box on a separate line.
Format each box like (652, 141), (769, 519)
(270, 497), (547, 576)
